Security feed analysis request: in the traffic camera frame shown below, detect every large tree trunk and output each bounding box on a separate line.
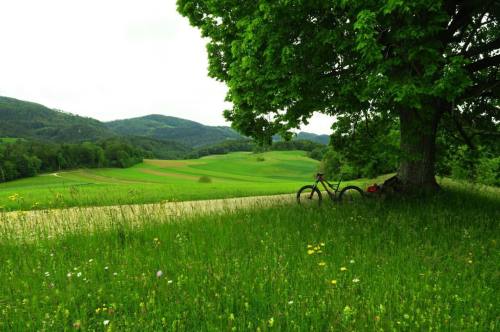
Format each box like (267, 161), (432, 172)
(397, 104), (443, 193)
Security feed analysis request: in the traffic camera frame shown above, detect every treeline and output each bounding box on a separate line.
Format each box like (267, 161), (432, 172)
(186, 139), (326, 159)
(186, 139), (254, 158)
(0, 138), (143, 183)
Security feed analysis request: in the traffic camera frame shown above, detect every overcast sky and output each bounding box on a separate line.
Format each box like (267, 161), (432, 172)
(0, 0), (334, 134)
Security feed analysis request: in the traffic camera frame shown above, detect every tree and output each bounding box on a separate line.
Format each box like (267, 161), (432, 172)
(177, 0), (499, 192)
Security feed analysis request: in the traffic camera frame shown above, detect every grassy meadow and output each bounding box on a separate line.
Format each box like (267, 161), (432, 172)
(0, 150), (498, 330)
(0, 151), (326, 211)
(0, 181), (498, 330)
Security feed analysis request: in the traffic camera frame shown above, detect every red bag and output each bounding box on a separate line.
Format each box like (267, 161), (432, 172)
(367, 184), (380, 193)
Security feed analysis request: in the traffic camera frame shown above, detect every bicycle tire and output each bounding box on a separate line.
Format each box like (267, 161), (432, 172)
(339, 185), (364, 203)
(296, 185), (322, 206)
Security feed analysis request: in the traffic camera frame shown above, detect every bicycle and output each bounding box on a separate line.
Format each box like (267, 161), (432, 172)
(296, 173), (364, 206)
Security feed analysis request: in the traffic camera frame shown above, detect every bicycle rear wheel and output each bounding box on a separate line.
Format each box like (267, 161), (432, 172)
(339, 186), (364, 203)
(297, 185), (322, 206)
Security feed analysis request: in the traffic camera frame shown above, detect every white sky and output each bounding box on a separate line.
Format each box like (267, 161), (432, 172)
(0, 0), (334, 134)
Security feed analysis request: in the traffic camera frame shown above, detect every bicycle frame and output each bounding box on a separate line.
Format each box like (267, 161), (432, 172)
(311, 174), (342, 199)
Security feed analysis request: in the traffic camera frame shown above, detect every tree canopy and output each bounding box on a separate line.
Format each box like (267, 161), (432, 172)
(177, 0), (499, 191)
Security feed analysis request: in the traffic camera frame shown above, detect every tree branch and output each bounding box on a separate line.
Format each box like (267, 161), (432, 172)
(443, 3), (475, 43)
(450, 107), (476, 149)
(470, 129), (500, 138)
(462, 37), (500, 57)
(462, 79), (500, 98)
(444, 1), (494, 44)
(466, 54), (500, 72)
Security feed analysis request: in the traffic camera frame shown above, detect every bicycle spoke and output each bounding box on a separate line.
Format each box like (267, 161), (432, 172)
(297, 188), (321, 206)
(341, 188), (363, 203)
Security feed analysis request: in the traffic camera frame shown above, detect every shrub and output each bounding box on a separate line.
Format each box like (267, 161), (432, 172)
(198, 176), (212, 183)
(476, 156), (500, 186)
(308, 147), (326, 161)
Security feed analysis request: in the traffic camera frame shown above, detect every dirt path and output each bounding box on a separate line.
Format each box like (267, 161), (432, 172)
(0, 193), (296, 241)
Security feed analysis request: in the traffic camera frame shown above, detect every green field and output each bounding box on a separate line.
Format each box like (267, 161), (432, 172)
(0, 151), (331, 211)
(1, 150), (498, 330)
(0, 137), (23, 143)
(0, 181), (498, 330)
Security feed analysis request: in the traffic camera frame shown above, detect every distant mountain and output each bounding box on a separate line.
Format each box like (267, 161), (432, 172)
(0, 96), (190, 158)
(273, 132), (330, 145)
(106, 114), (243, 148)
(0, 96), (113, 142)
(0, 96), (329, 158)
(295, 132), (330, 145)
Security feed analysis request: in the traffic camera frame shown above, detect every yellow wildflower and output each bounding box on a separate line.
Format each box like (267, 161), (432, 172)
(307, 249), (315, 255)
(8, 194), (19, 201)
(340, 267), (347, 272)
(320, 242), (325, 247)
(318, 262), (326, 267)
(307, 244), (313, 249)
(331, 279), (337, 285)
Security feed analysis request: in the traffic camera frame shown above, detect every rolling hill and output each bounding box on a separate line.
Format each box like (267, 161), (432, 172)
(106, 114), (243, 148)
(0, 96), (330, 156)
(0, 96), (113, 142)
(0, 96), (242, 148)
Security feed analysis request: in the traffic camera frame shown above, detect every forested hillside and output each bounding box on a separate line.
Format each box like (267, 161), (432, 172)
(106, 114), (243, 148)
(0, 95), (329, 153)
(0, 97), (243, 149)
(0, 96), (113, 142)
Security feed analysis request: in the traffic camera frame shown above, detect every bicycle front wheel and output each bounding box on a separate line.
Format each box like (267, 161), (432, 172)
(339, 186), (364, 203)
(297, 185), (322, 206)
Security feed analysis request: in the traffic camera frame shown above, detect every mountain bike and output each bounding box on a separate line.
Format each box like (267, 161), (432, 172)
(296, 173), (364, 206)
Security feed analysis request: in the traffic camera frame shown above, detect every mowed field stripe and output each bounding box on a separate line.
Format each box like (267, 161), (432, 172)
(139, 168), (199, 180)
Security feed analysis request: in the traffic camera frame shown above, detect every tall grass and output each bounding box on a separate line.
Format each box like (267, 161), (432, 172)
(0, 185), (498, 331)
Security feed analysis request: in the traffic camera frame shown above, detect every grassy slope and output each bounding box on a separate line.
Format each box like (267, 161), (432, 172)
(0, 151), (341, 211)
(0, 183), (498, 330)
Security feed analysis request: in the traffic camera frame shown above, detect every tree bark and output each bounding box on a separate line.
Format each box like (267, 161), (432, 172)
(397, 104), (443, 193)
